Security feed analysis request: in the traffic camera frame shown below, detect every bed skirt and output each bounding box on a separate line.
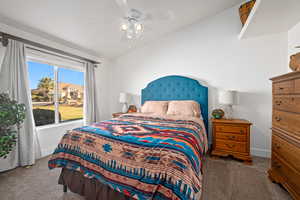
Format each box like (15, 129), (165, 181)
(58, 168), (130, 200)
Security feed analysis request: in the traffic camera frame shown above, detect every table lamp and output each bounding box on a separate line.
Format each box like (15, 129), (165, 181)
(119, 92), (128, 113)
(219, 90), (235, 119)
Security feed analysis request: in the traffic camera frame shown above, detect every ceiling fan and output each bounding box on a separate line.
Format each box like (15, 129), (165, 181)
(115, 0), (174, 40)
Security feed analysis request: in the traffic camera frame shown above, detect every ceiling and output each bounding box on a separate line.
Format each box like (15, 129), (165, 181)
(0, 0), (243, 59)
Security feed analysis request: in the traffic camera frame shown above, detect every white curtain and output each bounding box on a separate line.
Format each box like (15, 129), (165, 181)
(0, 39), (39, 171)
(84, 62), (98, 125)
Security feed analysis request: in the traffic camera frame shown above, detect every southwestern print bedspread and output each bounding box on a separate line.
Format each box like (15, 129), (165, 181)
(48, 115), (207, 200)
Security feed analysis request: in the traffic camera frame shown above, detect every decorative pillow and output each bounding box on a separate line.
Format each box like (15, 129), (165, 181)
(167, 100), (201, 117)
(141, 101), (169, 115)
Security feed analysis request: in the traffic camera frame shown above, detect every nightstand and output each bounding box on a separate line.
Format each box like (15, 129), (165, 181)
(112, 112), (126, 118)
(211, 118), (252, 164)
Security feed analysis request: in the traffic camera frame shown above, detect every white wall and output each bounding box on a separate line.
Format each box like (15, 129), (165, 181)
(288, 22), (300, 70)
(110, 6), (288, 157)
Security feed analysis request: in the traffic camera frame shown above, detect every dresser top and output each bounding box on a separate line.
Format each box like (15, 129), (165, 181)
(270, 71), (300, 82)
(211, 118), (252, 125)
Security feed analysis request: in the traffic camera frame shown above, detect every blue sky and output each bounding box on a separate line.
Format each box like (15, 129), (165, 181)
(28, 61), (84, 89)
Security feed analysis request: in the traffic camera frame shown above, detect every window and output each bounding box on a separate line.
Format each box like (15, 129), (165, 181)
(58, 68), (84, 122)
(28, 60), (84, 126)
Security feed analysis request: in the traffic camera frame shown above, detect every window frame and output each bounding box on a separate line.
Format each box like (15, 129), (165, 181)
(27, 57), (85, 128)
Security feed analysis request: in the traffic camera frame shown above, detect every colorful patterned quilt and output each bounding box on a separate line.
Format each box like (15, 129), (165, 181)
(48, 114), (207, 200)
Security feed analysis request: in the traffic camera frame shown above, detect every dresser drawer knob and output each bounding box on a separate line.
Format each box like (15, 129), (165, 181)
(275, 144), (281, 150)
(273, 161), (282, 169)
(228, 135), (236, 140)
(275, 117), (281, 121)
(225, 144), (235, 148)
(275, 101), (282, 106)
(240, 130), (244, 134)
(279, 87), (284, 90)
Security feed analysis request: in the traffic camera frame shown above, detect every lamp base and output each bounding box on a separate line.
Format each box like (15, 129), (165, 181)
(122, 103), (128, 113)
(225, 105), (234, 119)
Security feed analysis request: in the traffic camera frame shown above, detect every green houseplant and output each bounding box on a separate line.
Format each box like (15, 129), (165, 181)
(0, 93), (26, 158)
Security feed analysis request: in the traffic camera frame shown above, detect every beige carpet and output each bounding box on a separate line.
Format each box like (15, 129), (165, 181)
(0, 156), (292, 200)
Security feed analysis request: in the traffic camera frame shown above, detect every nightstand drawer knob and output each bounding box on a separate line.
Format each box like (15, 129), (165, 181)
(228, 135), (236, 140)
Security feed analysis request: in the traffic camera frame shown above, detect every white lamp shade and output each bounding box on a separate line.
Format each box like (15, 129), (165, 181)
(119, 92), (128, 103)
(219, 90), (234, 105)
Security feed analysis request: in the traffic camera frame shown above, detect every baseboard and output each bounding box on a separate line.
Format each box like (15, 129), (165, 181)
(251, 147), (271, 158)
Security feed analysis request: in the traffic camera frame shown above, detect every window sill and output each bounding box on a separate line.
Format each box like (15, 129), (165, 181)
(36, 119), (84, 131)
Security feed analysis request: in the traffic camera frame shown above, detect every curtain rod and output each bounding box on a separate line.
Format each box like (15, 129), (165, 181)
(0, 32), (100, 65)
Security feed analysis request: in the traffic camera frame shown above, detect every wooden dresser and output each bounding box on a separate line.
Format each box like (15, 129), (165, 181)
(269, 71), (300, 200)
(211, 118), (252, 164)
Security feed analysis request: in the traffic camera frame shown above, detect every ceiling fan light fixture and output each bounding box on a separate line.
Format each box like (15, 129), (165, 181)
(121, 23), (128, 31)
(135, 23), (143, 32)
(121, 18), (143, 39)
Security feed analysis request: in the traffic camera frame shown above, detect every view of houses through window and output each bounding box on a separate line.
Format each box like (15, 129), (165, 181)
(28, 61), (84, 126)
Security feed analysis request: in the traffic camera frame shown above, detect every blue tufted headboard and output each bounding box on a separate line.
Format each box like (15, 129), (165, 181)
(141, 75), (209, 144)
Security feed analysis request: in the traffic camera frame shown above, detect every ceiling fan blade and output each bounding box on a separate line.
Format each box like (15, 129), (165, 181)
(143, 10), (175, 22)
(115, 0), (129, 12)
(115, 0), (128, 7)
(142, 13), (153, 21)
(157, 10), (175, 20)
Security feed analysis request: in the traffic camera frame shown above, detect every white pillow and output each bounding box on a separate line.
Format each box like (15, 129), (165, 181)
(167, 100), (201, 117)
(141, 101), (168, 115)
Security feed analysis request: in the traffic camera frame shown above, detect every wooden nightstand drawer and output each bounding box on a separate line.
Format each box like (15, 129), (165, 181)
(273, 80), (294, 94)
(216, 132), (246, 142)
(216, 139), (247, 153)
(215, 125), (247, 135)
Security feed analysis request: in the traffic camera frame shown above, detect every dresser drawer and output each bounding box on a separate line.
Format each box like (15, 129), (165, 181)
(273, 96), (300, 113)
(295, 79), (300, 94)
(272, 133), (300, 172)
(273, 80), (294, 94)
(215, 125), (247, 135)
(215, 139), (247, 153)
(216, 132), (246, 142)
(272, 153), (300, 195)
(273, 110), (300, 138)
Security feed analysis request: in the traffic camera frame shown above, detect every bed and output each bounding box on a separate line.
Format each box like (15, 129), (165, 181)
(48, 75), (209, 200)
